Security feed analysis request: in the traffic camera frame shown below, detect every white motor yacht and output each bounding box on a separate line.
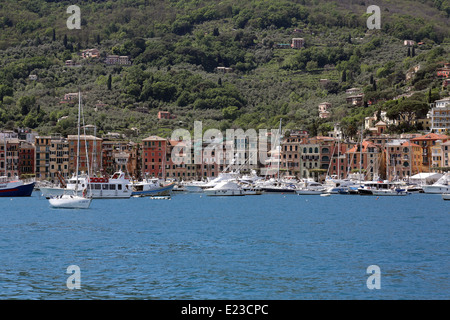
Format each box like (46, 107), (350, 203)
(295, 181), (326, 195)
(204, 180), (245, 196)
(422, 174), (450, 194)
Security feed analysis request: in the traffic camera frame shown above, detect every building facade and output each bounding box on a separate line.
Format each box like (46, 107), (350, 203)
(430, 97), (450, 133)
(141, 136), (167, 178)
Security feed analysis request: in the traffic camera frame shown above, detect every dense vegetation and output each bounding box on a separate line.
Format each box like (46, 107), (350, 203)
(0, 0), (449, 140)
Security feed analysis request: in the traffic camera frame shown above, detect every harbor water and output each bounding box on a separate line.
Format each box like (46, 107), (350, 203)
(0, 192), (448, 300)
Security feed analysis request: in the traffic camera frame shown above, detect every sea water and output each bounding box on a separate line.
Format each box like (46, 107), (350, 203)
(0, 192), (448, 300)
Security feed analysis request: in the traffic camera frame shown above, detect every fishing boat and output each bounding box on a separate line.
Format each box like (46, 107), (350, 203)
(130, 177), (175, 197)
(0, 176), (35, 197)
(48, 91), (92, 209)
(204, 180), (245, 196)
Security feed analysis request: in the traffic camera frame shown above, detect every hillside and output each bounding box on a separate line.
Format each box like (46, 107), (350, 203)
(0, 0), (449, 140)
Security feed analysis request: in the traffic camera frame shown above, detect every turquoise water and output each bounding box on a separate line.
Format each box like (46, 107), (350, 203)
(0, 192), (448, 300)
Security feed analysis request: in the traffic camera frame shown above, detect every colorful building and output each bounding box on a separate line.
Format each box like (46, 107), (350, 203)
(67, 134), (103, 176)
(346, 140), (382, 180)
(411, 132), (449, 171)
(141, 136), (167, 178)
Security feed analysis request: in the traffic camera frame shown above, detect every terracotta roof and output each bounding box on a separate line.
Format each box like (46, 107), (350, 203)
(401, 141), (421, 148)
(142, 135), (166, 141)
(347, 140), (378, 153)
(411, 133), (449, 141)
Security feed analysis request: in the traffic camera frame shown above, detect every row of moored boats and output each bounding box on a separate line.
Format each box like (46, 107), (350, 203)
(2, 170), (449, 210)
(174, 171), (450, 199)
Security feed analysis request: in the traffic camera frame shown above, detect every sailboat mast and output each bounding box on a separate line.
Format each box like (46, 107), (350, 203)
(386, 140), (389, 181)
(409, 138), (412, 183)
(75, 90), (81, 192)
(3, 134), (6, 177)
(277, 118), (282, 180)
(359, 125), (362, 183)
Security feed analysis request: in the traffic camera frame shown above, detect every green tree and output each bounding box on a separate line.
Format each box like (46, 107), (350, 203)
(17, 96), (36, 116)
(386, 99), (429, 128)
(341, 69), (347, 82)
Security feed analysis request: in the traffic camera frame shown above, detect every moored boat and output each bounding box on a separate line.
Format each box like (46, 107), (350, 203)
(40, 174), (89, 198)
(0, 176), (35, 197)
(204, 180), (245, 196)
(48, 90), (92, 209)
(442, 193), (450, 200)
(131, 178), (175, 197)
(358, 181), (409, 196)
(87, 171), (132, 199)
(49, 193), (92, 209)
(295, 181), (326, 195)
(422, 174), (450, 194)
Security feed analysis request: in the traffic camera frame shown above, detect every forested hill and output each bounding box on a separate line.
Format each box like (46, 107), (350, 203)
(0, 0), (449, 140)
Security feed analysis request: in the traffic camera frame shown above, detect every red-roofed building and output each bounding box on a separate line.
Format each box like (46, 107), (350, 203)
(141, 136), (167, 178)
(384, 140), (422, 180)
(411, 133), (449, 170)
(346, 140), (382, 180)
(437, 63), (450, 78)
(157, 111), (176, 120)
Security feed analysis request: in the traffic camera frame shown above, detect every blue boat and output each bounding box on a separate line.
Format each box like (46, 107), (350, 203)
(0, 177), (35, 197)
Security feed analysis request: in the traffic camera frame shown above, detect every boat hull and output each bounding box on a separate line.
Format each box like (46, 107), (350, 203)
(422, 185), (450, 194)
(0, 182), (35, 197)
(358, 188), (373, 195)
(371, 190), (409, 196)
(131, 183), (175, 197)
(204, 189), (245, 196)
(49, 196), (92, 209)
(295, 189), (325, 195)
(261, 188), (296, 194)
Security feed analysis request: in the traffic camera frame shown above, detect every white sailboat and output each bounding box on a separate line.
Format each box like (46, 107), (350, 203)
(49, 91), (92, 209)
